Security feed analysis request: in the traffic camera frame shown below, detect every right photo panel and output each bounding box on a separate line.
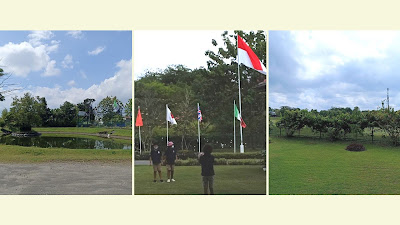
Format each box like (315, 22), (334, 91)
(269, 30), (400, 195)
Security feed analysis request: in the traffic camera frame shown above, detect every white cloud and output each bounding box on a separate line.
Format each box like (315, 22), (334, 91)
(46, 40), (60, 53)
(80, 70), (87, 79)
(291, 31), (399, 80)
(0, 42), (49, 77)
(67, 80), (75, 86)
(28, 31), (54, 46)
(29, 59), (132, 108)
(42, 60), (60, 77)
(61, 54), (74, 69)
(66, 31), (84, 39)
(88, 46), (106, 55)
(134, 30), (222, 79)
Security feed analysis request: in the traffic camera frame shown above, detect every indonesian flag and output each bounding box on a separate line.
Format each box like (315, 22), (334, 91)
(234, 103), (246, 128)
(135, 108), (143, 127)
(166, 106), (177, 125)
(237, 35), (267, 75)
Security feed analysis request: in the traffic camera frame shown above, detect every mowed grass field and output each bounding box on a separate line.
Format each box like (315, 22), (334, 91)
(0, 145), (131, 163)
(34, 127), (132, 137)
(135, 165), (266, 195)
(269, 136), (400, 194)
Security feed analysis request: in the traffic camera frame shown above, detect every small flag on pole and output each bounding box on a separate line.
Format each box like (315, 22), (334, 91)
(198, 105), (202, 122)
(166, 106), (177, 125)
(237, 35), (267, 75)
(135, 108), (143, 127)
(234, 103), (246, 128)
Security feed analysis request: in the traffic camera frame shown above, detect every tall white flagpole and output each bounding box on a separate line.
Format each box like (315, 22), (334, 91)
(197, 103), (201, 153)
(166, 104), (169, 146)
(233, 100), (236, 154)
(237, 33), (244, 153)
(138, 106), (142, 155)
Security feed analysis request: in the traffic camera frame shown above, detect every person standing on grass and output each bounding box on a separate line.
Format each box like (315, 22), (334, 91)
(198, 144), (215, 195)
(150, 144), (163, 182)
(164, 141), (177, 183)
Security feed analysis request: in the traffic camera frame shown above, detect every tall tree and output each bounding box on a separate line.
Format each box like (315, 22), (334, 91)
(7, 93), (42, 131)
(98, 96), (123, 125)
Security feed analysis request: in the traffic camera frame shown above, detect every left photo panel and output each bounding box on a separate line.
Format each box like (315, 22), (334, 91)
(0, 31), (132, 195)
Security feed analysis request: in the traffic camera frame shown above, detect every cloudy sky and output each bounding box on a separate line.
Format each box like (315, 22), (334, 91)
(134, 30), (223, 79)
(0, 30), (132, 110)
(269, 31), (400, 111)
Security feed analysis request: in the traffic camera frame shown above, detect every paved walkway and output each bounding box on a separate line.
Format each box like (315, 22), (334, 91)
(0, 162), (132, 195)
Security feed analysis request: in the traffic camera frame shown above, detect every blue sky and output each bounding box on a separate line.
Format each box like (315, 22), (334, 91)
(269, 31), (400, 111)
(0, 31), (132, 109)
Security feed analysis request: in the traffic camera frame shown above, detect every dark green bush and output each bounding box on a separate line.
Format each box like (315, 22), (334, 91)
(213, 152), (262, 159)
(174, 158), (264, 166)
(346, 143), (366, 152)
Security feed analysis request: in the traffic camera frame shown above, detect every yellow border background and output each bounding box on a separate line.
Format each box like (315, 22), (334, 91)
(2, 0), (400, 224)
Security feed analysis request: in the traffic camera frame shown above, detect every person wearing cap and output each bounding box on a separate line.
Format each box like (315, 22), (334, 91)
(164, 141), (177, 183)
(198, 144), (215, 194)
(150, 143), (163, 182)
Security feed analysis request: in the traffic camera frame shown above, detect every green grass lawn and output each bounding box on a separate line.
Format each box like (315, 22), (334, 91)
(0, 145), (131, 163)
(135, 165), (266, 195)
(34, 127), (132, 137)
(41, 132), (132, 145)
(269, 136), (400, 194)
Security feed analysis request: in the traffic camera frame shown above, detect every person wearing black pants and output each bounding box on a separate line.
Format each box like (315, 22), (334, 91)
(198, 144), (215, 195)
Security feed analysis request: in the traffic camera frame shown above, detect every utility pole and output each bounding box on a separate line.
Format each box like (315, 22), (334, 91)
(387, 88), (390, 111)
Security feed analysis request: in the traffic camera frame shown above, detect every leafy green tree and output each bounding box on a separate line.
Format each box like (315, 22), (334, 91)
(7, 93), (42, 131)
(376, 109), (400, 146)
(59, 101), (77, 126)
(277, 109), (307, 137)
(77, 98), (96, 125)
(125, 98), (132, 117)
(98, 96), (123, 125)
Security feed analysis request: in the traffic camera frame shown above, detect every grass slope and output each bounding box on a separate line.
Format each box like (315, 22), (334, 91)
(135, 165), (266, 195)
(270, 136), (400, 195)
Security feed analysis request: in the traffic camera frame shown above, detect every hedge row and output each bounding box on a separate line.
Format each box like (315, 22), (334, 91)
(135, 151), (263, 160)
(174, 158), (264, 166)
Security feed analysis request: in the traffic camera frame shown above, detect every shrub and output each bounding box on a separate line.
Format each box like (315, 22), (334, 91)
(174, 158), (264, 166)
(346, 143), (366, 152)
(213, 152), (262, 159)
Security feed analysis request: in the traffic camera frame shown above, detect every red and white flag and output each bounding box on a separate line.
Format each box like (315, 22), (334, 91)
(237, 35), (267, 75)
(166, 106), (177, 125)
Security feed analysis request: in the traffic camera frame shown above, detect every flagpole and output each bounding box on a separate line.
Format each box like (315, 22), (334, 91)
(237, 33), (244, 153)
(233, 100), (236, 154)
(197, 103), (201, 153)
(138, 106), (142, 155)
(166, 104), (169, 146)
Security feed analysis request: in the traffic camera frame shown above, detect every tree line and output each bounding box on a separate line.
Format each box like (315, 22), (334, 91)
(273, 106), (400, 145)
(0, 92), (132, 132)
(135, 31), (266, 151)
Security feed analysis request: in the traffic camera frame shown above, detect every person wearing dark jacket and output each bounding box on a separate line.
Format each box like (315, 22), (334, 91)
(150, 144), (163, 182)
(198, 144), (215, 194)
(164, 141), (177, 183)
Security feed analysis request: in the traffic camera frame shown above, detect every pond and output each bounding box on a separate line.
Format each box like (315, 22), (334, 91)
(0, 135), (131, 150)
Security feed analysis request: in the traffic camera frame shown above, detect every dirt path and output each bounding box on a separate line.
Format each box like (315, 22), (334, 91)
(0, 161), (132, 195)
(40, 131), (132, 140)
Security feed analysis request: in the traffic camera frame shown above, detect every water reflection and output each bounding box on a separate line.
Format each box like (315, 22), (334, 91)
(0, 136), (131, 150)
